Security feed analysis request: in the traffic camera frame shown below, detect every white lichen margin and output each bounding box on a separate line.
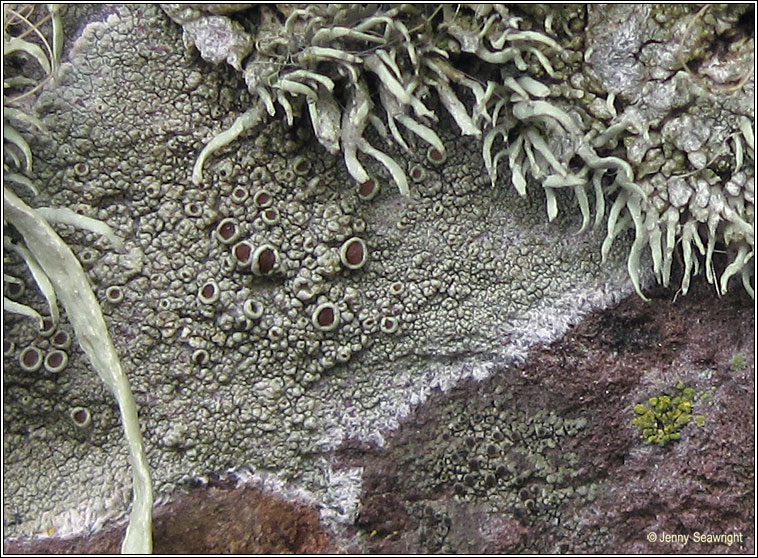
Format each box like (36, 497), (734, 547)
(3, 187), (153, 554)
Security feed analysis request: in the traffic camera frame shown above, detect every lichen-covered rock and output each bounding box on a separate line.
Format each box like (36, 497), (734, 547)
(162, 3), (754, 298)
(341, 279), (752, 554)
(2, 3), (753, 546)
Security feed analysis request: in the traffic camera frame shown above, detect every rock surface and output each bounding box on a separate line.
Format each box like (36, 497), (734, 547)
(4, 275), (753, 553)
(2, 4), (753, 553)
(337, 277), (754, 553)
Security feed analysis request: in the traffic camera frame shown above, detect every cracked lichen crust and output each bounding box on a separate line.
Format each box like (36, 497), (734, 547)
(163, 3), (754, 298)
(1, 3), (752, 542)
(3, 4), (634, 539)
(400, 388), (599, 553)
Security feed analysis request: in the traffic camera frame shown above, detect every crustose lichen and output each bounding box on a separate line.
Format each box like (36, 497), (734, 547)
(632, 381), (705, 446)
(3, 5), (153, 553)
(164, 4), (754, 301)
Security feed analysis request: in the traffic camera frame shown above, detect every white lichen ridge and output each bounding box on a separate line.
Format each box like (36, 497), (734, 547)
(170, 4), (754, 299)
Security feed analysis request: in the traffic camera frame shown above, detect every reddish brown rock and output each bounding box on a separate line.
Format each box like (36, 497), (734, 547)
(3, 479), (338, 554)
(334, 275), (754, 554)
(4, 276), (752, 555)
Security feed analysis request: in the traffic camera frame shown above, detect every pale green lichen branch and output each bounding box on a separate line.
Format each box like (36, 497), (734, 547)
(3, 295), (44, 328)
(5, 237), (60, 324)
(35, 206), (126, 252)
(47, 4), (64, 76)
(4, 172), (39, 196)
(3, 126), (34, 172)
(3, 36), (51, 75)
(3, 187), (153, 554)
(192, 105), (264, 185)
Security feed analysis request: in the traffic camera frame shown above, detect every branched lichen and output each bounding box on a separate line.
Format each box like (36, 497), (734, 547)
(1, 3), (753, 547)
(164, 3), (754, 299)
(3, 5), (152, 553)
(4, 188), (153, 553)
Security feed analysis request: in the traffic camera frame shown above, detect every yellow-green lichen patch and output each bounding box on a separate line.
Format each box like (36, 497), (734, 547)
(632, 381), (701, 446)
(731, 353), (747, 372)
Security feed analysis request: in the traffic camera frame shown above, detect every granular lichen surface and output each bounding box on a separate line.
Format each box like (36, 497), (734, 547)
(2, 4), (753, 545)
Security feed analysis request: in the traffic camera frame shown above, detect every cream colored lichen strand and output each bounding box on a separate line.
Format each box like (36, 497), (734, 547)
(3, 187), (153, 554)
(175, 5), (753, 299)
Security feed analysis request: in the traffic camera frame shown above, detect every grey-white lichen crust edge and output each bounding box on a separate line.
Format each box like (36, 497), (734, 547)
(2, 4), (751, 541)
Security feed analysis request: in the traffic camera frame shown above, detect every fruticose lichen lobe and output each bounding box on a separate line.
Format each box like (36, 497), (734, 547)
(2, 2), (753, 544)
